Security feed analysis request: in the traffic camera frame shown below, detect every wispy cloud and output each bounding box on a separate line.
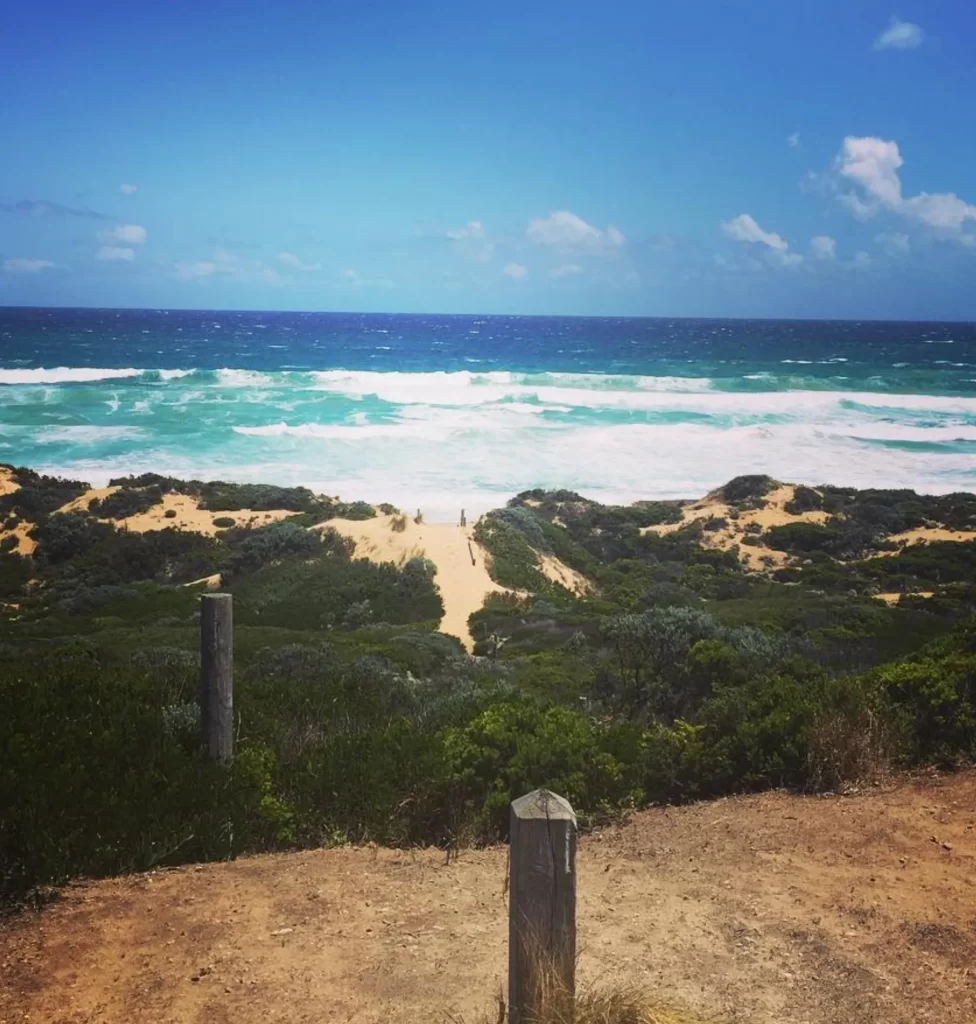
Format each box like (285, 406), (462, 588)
(333, 268), (396, 289)
(503, 262), (529, 280)
(876, 231), (911, 255)
(787, 132), (801, 148)
(120, 183), (138, 196)
(527, 210), (625, 252)
(3, 257), (58, 273)
(0, 199), (107, 220)
(809, 235), (837, 260)
(277, 252), (322, 271)
(721, 214), (803, 267)
(873, 16), (924, 51)
(550, 264), (583, 279)
(174, 248), (282, 285)
(834, 136), (976, 242)
(98, 223), (147, 245)
(446, 220), (485, 240)
(97, 246), (135, 262)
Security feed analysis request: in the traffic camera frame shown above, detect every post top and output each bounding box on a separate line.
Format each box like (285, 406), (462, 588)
(511, 788), (577, 824)
(201, 592), (232, 600)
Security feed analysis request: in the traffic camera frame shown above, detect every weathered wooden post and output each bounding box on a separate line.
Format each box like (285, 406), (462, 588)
(509, 789), (577, 1024)
(200, 593), (233, 762)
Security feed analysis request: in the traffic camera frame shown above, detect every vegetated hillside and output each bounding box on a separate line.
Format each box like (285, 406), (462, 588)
(2, 772), (974, 1024)
(2, 466), (976, 908)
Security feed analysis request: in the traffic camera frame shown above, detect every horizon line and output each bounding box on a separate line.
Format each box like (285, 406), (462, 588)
(1, 304), (974, 327)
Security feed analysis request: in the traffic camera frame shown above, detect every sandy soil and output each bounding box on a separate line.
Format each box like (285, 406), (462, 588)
(0, 467), (19, 498)
(537, 553), (591, 596)
(875, 591), (936, 606)
(884, 528), (976, 550)
(0, 469), (36, 556)
(2, 772), (974, 1024)
(58, 489), (299, 537)
(320, 514), (509, 650)
(642, 484), (824, 573)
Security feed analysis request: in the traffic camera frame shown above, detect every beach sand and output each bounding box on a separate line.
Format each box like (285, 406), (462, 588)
(318, 514), (509, 650)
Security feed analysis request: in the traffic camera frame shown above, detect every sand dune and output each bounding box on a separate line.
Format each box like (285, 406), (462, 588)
(642, 483), (823, 571)
(318, 514), (510, 650)
(60, 487), (299, 536)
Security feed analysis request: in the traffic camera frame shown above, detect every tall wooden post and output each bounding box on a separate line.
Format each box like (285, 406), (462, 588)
(509, 789), (577, 1024)
(200, 593), (233, 762)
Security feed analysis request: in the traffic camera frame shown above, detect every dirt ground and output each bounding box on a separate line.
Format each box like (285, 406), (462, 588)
(2, 773), (975, 1024)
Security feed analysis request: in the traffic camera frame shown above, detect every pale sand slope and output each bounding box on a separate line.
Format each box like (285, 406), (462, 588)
(59, 488), (298, 536)
(642, 483), (826, 572)
(318, 514), (509, 650)
(884, 527), (976, 549)
(0, 467), (36, 556)
(537, 552), (591, 595)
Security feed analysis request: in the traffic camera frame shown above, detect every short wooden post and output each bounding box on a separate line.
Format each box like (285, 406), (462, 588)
(200, 593), (233, 762)
(509, 789), (577, 1024)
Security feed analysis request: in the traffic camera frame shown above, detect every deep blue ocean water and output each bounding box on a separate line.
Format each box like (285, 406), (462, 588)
(2, 307), (976, 517)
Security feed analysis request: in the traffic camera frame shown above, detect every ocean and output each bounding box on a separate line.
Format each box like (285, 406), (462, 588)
(2, 307), (976, 519)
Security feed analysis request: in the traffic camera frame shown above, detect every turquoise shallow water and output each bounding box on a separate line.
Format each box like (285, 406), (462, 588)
(2, 308), (975, 517)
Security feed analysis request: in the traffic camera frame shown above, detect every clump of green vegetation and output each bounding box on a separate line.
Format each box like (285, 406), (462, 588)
(90, 485), (164, 520)
(0, 465), (90, 522)
(212, 516), (237, 529)
(719, 475), (776, 504)
(4, 469), (976, 910)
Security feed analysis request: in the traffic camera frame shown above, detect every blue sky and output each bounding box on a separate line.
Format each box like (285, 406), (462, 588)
(1, 1), (975, 318)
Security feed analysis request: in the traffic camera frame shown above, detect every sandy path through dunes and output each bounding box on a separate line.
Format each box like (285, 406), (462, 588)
(320, 514), (509, 650)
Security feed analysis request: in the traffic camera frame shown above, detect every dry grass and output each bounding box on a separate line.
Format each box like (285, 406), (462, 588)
(808, 705), (893, 792)
(391, 513), (408, 533)
(449, 984), (716, 1024)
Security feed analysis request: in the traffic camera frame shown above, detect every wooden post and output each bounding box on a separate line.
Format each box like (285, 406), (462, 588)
(509, 789), (577, 1024)
(200, 593), (233, 762)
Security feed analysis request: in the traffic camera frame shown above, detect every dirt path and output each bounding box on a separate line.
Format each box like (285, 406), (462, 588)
(3, 773), (975, 1024)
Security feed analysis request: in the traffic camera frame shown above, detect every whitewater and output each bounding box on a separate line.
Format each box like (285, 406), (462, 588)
(2, 309), (975, 518)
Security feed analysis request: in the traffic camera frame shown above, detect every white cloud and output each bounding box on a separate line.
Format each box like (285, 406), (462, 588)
(527, 210), (625, 251)
(98, 223), (147, 245)
(120, 183), (138, 196)
(873, 16), (924, 51)
(277, 251), (321, 271)
(810, 235), (837, 260)
(852, 250), (873, 270)
(174, 260), (218, 281)
(332, 269), (396, 289)
(97, 246), (135, 262)
(876, 231), (911, 255)
(446, 220), (485, 240)
(721, 213), (789, 251)
(503, 262), (529, 280)
(174, 249), (283, 285)
(722, 214), (803, 268)
(550, 264), (583, 279)
(3, 257), (56, 273)
(835, 136), (976, 240)
(787, 132), (801, 148)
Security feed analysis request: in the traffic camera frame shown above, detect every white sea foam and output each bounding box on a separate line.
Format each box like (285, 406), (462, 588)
(36, 426), (147, 444)
(12, 367), (976, 519)
(0, 367), (143, 385)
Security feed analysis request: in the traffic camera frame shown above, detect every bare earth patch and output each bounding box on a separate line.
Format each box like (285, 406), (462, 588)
(2, 772), (974, 1024)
